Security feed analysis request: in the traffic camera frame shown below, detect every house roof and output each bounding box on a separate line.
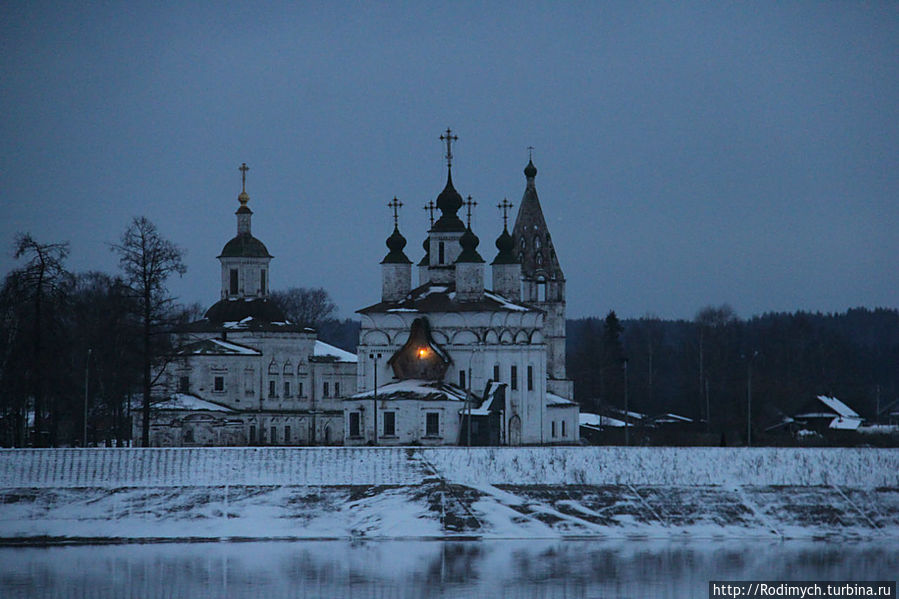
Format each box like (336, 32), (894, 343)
(313, 340), (358, 363)
(349, 379), (467, 402)
(357, 282), (538, 315)
(546, 392), (577, 407)
(176, 338), (261, 356)
(816, 395), (860, 418)
(152, 393), (235, 412)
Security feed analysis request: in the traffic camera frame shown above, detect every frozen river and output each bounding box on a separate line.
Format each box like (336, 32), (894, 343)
(1, 539), (896, 598)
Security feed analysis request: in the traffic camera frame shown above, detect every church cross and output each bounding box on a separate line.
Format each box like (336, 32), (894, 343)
(440, 128), (458, 169)
(464, 195), (477, 227)
(497, 198), (514, 229)
(527, 146), (534, 161)
(388, 197), (403, 227)
(423, 200), (436, 227)
(239, 162), (249, 192)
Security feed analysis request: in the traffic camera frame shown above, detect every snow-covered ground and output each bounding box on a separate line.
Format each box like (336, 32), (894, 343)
(1, 447), (896, 542)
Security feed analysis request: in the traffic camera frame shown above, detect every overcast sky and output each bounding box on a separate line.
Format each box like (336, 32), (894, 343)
(2, 2), (897, 320)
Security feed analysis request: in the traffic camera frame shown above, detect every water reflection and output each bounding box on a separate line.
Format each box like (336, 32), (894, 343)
(1, 539), (896, 599)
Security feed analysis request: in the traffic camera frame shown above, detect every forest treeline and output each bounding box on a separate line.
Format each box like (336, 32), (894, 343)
(567, 307), (899, 439)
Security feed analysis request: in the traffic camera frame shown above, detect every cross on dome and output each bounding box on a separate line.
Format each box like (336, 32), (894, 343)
(239, 162), (249, 193)
(423, 200), (436, 227)
(440, 128), (458, 169)
(388, 197), (404, 227)
(497, 198), (514, 229)
(464, 195), (477, 227)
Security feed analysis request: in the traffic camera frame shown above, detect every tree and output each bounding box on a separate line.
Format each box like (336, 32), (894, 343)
(111, 217), (186, 447)
(270, 287), (337, 329)
(601, 310), (626, 412)
(10, 234), (71, 445)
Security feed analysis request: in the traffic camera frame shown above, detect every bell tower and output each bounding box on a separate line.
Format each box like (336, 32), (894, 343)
(512, 154), (572, 398)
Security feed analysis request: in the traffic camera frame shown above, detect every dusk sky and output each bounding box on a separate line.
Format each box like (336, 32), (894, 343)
(2, 3), (897, 320)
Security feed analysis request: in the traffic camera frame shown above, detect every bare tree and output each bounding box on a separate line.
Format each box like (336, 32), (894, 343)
(269, 287), (337, 329)
(111, 217), (186, 446)
(11, 234), (70, 445)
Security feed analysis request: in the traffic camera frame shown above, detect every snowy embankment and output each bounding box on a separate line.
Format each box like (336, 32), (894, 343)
(1, 447), (897, 542)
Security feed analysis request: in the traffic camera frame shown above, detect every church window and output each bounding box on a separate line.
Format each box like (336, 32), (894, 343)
(230, 269), (238, 295)
(510, 366), (518, 390)
(383, 411), (396, 437)
(335, 381), (340, 396)
(249, 425), (256, 444)
(298, 382), (304, 397)
(562, 421), (567, 437)
(438, 242), (445, 264)
(283, 361), (293, 375)
(520, 237), (526, 250)
(214, 376), (224, 392)
(534, 236), (541, 250)
(178, 376), (189, 394)
(270, 426), (277, 445)
(536, 252), (543, 266)
(425, 412), (440, 437)
(493, 364), (500, 382)
(269, 380), (276, 398)
(349, 412), (361, 438)
(459, 369), (466, 389)
(537, 280), (547, 302)
(551, 421), (557, 438)
(283, 381), (290, 397)
(527, 366), (533, 391)
(323, 381), (330, 397)
(284, 426), (291, 444)
(268, 360), (278, 375)
(260, 269), (267, 294)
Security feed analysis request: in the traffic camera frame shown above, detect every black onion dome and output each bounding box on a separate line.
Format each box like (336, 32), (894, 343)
(382, 226), (412, 264)
(524, 159), (537, 179)
(492, 228), (517, 265)
(432, 171), (466, 232)
(418, 237), (430, 266)
(456, 227), (484, 263)
(204, 297), (286, 323)
(218, 234), (273, 258)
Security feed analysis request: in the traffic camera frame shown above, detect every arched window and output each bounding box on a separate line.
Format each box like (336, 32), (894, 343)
(534, 236), (541, 250)
(283, 360), (293, 376)
(537, 278), (547, 302)
(268, 360), (278, 375)
(520, 237), (526, 250)
(536, 252), (543, 266)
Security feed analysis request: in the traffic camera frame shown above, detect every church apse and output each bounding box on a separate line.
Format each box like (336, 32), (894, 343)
(387, 318), (450, 380)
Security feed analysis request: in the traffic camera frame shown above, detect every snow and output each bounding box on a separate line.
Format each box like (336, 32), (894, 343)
(546, 392), (576, 406)
(153, 394), (234, 412)
(830, 416), (863, 430)
(351, 379), (466, 401)
(313, 340), (358, 362)
(179, 338), (261, 355)
(483, 291), (529, 312)
(580, 412), (628, 428)
(386, 308), (419, 312)
(816, 395), (860, 418)
(0, 447), (897, 542)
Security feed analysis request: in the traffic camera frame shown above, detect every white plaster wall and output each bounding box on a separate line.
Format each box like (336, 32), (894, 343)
(343, 399), (461, 446)
(381, 262), (411, 302)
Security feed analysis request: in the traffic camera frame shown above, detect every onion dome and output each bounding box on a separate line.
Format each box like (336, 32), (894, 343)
(432, 172), (466, 232)
(418, 236), (429, 266)
(455, 226), (484, 263)
(491, 227), (517, 265)
(524, 159), (537, 179)
(382, 226), (412, 264)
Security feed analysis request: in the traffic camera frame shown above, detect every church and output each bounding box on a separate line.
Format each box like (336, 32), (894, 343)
(346, 131), (579, 445)
(132, 165), (357, 446)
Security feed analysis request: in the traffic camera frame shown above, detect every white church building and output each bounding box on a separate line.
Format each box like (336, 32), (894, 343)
(346, 133), (579, 445)
(133, 165), (357, 446)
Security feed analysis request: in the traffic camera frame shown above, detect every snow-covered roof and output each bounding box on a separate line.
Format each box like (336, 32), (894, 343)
(350, 379), (466, 402)
(829, 416), (862, 430)
(313, 340), (357, 363)
(358, 282), (538, 315)
(177, 338), (261, 356)
(816, 395), (859, 419)
(579, 412), (628, 428)
(152, 394), (234, 412)
(546, 392), (577, 407)
(654, 412), (693, 423)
